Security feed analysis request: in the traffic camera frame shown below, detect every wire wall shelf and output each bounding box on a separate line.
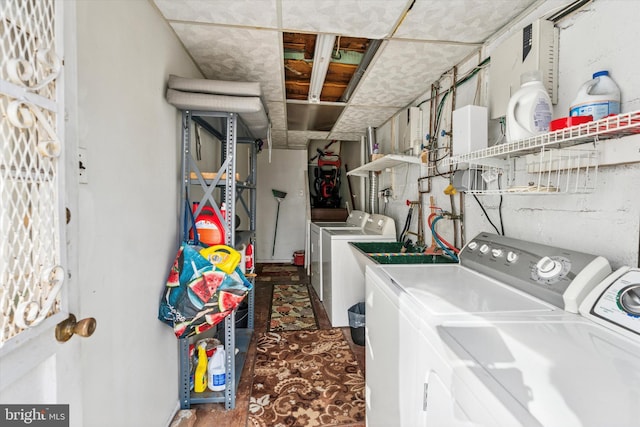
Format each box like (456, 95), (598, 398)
(443, 110), (640, 195)
(459, 147), (598, 195)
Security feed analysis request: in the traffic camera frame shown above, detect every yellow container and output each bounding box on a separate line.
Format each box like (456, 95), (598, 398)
(193, 345), (208, 393)
(200, 245), (241, 274)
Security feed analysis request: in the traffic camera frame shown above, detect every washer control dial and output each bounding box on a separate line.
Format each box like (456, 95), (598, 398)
(536, 257), (563, 278)
(467, 241), (478, 250)
(491, 248), (504, 258)
(531, 256), (571, 284)
(479, 244), (490, 254)
(620, 285), (640, 316)
(506, 251), (519, 263)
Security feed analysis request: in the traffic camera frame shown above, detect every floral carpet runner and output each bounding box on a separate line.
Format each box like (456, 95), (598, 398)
(259, 264), (301, 282)
(248, 329), (366, 427)
(269, 284), (318, 331)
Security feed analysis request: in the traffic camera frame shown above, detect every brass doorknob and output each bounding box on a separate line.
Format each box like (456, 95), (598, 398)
(55, 314), (97, 342)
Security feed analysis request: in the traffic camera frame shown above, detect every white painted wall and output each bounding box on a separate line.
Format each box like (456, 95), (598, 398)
(257, 149), (308, 262)
(341, 140), (364, 212)
(70, 1), (201, 425)
(377, 0), (640, 269)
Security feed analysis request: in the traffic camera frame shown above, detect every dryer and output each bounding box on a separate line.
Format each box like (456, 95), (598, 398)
(321, 214), (396, 326)
(365, 232), (613, 427)
(309, 210), (369, 300)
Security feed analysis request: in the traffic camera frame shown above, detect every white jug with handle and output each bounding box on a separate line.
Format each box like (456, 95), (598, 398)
(506, 70), (553, 142)
(570, 70), (620, 121)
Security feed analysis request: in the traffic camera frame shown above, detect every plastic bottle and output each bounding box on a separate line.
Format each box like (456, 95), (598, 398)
(506, 70), (553, 142)
(569, 70), (620, 121)
(193, 203), (225, 246)
(207, 345), (226, 391)
(193, 344), (208, 393)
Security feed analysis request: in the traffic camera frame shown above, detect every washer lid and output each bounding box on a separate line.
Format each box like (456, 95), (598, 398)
(379, 265), (558, 315)
(312, 222), (363, 229)
(324, 228), (383, 237)
(312, 210), (369, 229)
(440, 320), (640, 427)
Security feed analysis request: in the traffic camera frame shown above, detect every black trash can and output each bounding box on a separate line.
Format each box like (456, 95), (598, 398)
(347, 302), (366, 346)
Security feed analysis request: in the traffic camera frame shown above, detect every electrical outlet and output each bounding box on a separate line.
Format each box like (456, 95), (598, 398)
(78, 147), (88, 184)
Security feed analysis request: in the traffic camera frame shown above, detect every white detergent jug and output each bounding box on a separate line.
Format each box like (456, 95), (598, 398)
(570, 70), (620, 121)
(207, 345), (226, 391)
(506, 71), (553, 142)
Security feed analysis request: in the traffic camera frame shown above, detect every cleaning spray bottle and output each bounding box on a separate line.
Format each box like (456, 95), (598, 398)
(208, 345), (226, 391)
(193, 343), (208, 393)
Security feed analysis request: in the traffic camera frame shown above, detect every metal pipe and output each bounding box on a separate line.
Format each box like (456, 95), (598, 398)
(369, 171), (379, 214)
(450, 66), (459, 248)
(365, 126), (376, 159)
(365, 126), (379, 214)
(339, 39), (383, 103)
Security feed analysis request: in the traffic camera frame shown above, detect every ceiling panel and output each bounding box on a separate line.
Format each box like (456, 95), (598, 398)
(392, 0), (538, 42)
(328, 131), (364, 142)
(270, 129), (288, 147)
(287, 130), (331, 147)
(348, 40), (477, 107)
(266, 101), (286, 131)
(154, 0), (538, 149)
(281, 0), (412, 38)
(154, 0), (278, 28)
(332, 106), (400, 133)
(169, 23), (283, 102)
(287, 103), (345, 132)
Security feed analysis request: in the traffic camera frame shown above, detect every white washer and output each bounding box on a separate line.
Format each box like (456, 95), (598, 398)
(365, 232), (612, 427)
(322, 214), (396, 326)
(309, 210), (369, 300)
(579, 266), (640, 340)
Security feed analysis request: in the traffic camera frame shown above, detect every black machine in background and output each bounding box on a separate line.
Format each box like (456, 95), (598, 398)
(311, 148), (342, 208)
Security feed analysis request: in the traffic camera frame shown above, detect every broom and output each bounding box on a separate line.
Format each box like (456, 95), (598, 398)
(272, 189), (287, 256)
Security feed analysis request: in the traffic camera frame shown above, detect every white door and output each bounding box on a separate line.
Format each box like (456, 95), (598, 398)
(0, 1), (88, 425)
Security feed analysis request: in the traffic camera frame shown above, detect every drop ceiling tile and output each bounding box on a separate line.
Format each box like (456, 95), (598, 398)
(287, 130), (331, 147)
(328, 132), (364, 142)
(153, 0), (278, 28)
(286, 103), (345, 132)
(281, 0), (411, 38)
(332, 106), (400, 133)
(393, 0), (537, 42)
(270, 129), (288, 147)
(170, 23), (283, 102)
(349, 40), (477, 107)
(266, 102), (286, 130)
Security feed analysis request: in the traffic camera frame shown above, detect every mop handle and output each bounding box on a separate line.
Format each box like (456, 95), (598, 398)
(272, 201), (280, 256)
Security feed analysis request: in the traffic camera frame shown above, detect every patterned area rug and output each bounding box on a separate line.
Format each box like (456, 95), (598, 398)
(269, 284), (318, 332)
(248, 329), (365, 427)
(259, 265), (301, 282)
